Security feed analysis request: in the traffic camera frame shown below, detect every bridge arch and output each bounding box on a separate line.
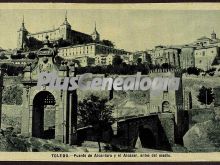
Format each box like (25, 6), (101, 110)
(138, 126), (156, 149)
(32, 91), (56, 139)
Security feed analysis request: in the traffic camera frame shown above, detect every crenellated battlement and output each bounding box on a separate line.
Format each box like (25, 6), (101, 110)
(149, 68), (182, 74)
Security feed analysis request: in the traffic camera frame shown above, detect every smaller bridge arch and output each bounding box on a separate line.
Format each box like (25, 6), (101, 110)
(138, 126), (157, 149)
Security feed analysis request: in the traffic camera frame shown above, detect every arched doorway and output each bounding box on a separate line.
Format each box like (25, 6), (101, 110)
(138, 127), (156, 149)
(32, 91), (56, 139)
(162, 101), (170, 112)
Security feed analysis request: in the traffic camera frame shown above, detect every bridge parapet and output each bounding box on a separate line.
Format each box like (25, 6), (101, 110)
(111, 112), (175, 151)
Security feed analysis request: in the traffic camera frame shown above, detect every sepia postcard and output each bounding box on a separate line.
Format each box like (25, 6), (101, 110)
(0, 3), (220, 162)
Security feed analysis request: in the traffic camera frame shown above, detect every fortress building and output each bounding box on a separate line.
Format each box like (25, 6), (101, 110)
(17, 13), (99, 50)
(16, 13), (131, 67)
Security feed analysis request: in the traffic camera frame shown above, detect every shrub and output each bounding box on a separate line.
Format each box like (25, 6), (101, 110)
(11, 54), (25, 59)
(206, 68), (216, 76)
(161, 63), (173, 69)
(27, 52), (37, 59)
(0, 63), (24, 76)
(187, 67), (203, 76)
(0, 53), (8, 60)
(2, 85), (23, 105)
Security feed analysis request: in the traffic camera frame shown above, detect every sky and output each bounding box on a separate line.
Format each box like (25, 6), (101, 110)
(0, 9), (220, 51)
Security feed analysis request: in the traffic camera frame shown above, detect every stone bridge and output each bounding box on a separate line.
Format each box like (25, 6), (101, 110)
(77, 112), (176, 151)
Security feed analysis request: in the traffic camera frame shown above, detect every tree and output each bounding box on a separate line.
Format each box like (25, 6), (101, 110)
(54, 56), (65, 65)
(112, 55), (123, 66)
(145, 54), (152, 64)
(2, 85), (23, 105)
(161, 63), (172, 69)
(11, 54), (25, 59)
(78, 95), (115, 152)
(26, 37), (43, 50)
(187, 67), (203, 76)
(137, 58), (142, 65)
(0, 63), (24, 76)
(57, 38), (71, 47)
(206, 67), (216, 76)
(197, 86), (215, 105)
(27, 52), (37, 59)
(0, 52), (8, 60)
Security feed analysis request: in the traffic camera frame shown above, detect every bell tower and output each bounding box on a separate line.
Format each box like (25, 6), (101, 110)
(60, 11), (71, 41)
(91, 22), (100, 42)
(17, 16), (28, 50)
(211, 30), (217, 40)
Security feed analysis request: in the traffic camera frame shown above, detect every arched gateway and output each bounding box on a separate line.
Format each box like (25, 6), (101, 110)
(32, 91), (56, 139)
(21, 37), (78, 144)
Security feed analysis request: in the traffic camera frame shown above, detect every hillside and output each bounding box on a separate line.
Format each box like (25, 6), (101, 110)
(182, 75), (220, 108)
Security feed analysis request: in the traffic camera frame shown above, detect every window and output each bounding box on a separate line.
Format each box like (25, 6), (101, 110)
(202, 51), (205, 56)
(199, 60), (202, 63)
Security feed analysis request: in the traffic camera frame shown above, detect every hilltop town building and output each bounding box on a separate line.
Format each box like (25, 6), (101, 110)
(17, 13), (97, 50)
(58, 43), (130, 66)
(194, 30), (220, 47)
(149, 46), (181, 68)
(148, 31), (220, 71)
(17, 14), (220, 70)
(95, 54), (115, 66)
(191, 31), (220, 70)
(94, 51), (151, 66)
(179, 46), (195, 69)
(130, 51), (151, 65)
(194, 45), (220, 70)
(58, 43), (129, 59)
